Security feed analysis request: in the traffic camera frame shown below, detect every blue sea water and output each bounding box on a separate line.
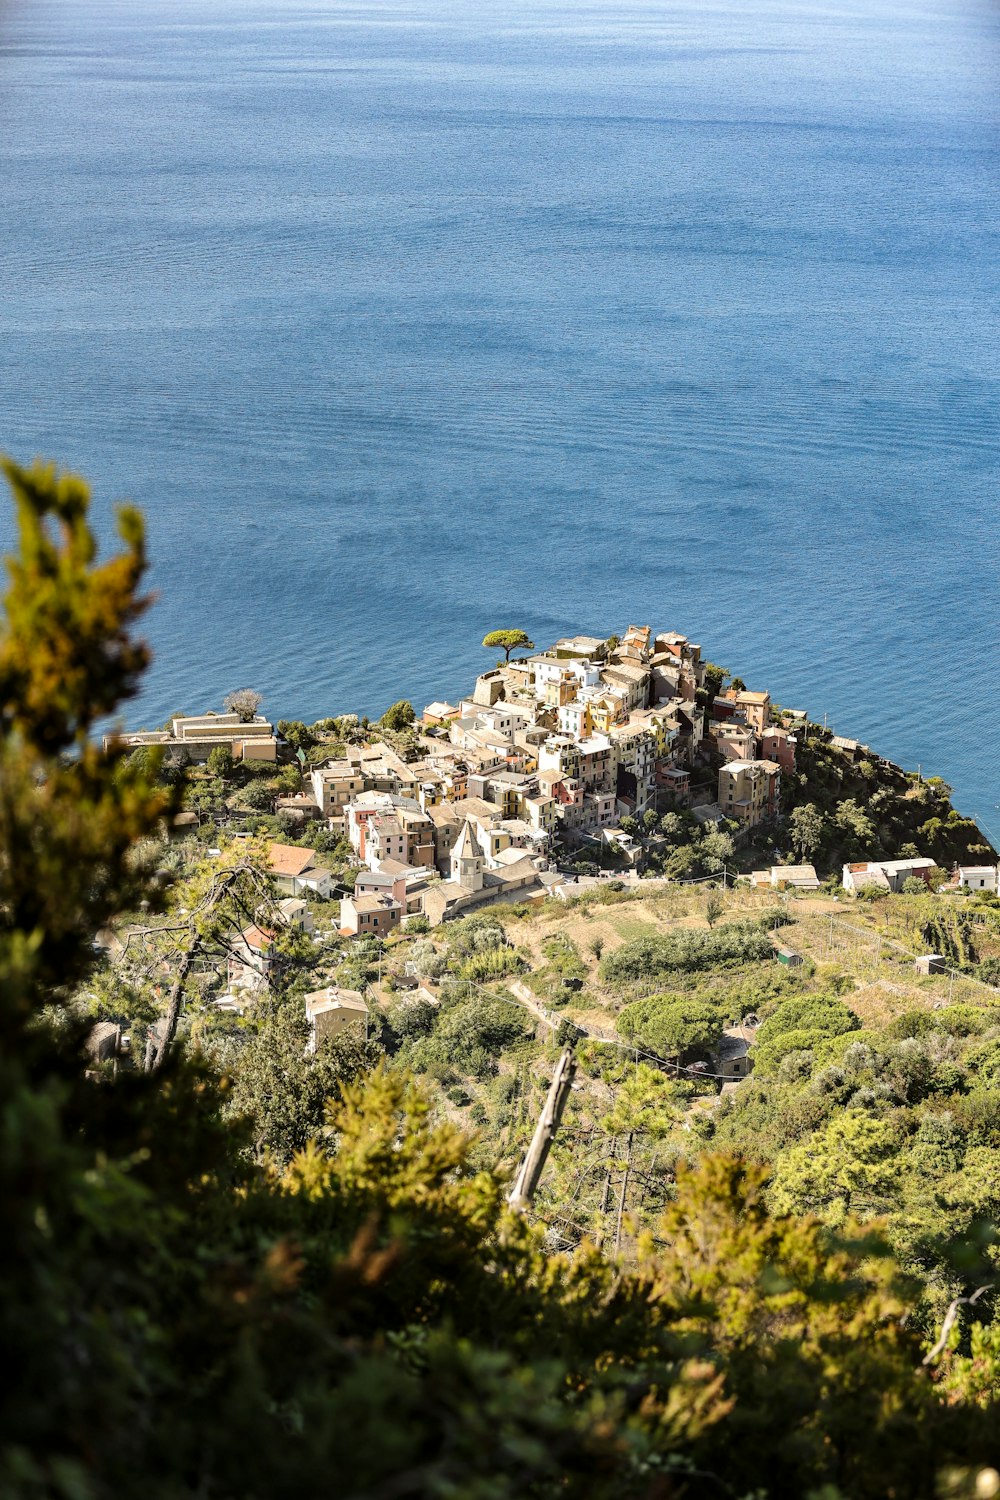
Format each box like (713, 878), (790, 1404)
(1, 0), (998, 832)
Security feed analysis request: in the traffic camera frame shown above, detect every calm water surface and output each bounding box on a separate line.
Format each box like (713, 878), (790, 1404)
(1, 0), (998, 830)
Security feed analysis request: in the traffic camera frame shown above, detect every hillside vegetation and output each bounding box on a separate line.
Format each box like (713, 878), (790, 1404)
(787, 733), (993, 869)
(6, 457), (1000, 1500)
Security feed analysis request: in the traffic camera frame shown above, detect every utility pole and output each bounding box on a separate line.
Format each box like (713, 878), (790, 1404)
(508, 1047), (577, 1212)
(597, 1133), (617, 1247)
(613, 1132), (634, 1256)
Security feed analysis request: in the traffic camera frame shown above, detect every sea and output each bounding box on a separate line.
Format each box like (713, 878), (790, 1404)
(1, 0), (998, 834)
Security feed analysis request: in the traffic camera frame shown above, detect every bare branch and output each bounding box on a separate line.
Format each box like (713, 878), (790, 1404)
(923, 1283), (993, 1366)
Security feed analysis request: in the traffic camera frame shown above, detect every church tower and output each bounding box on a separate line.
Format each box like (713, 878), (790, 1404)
(451, 818), (485, 892)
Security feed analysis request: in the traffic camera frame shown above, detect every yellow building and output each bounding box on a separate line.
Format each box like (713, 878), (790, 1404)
(587, 694), (624, 734)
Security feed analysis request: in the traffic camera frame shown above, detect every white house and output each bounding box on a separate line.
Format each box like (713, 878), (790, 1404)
(529, 654), (603, 694)
(958, 865), (999, 892)
(304, 987), (369, 1052)
(842, 858), (936, 894)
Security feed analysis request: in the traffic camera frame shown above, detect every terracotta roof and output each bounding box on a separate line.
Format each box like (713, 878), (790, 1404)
(241, 924), (274, 952)
(268, 843), (317, 878)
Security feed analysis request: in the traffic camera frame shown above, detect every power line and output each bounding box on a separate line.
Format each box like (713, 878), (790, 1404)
(452, 974), (737, 1081)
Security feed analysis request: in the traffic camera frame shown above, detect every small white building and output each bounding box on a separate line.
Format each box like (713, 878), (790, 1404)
(842, 858), (935, 894)
(769, 864), (820, 891)
(304, 987), (369, 1052)
(957, 865), (999, 893)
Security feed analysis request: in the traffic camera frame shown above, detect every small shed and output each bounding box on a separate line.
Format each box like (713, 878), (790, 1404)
(915, 954), (946, 976)
(770, 864), (820, 891)
(773, 943), (804, 968)
(713, 1024), (757, 1082)
(86, 1021), (122, 1063)
(304, 987), (369, 1052)
(169, 811), (200, 839)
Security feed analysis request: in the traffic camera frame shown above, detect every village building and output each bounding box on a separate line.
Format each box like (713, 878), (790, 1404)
(86, 1021), (123, 1064)
(609, 720), (657, 811)
(550, 635), (607, 659)
(310, 760), (365, 823)
(711, 722), (757, 763)
(713, 1020), (759, 1082)
(275, 793), (322, 828)
(529, 652), (603, 700)
(573, 734), (618, 796)
(658, 765), (691, 805)
(468, 670), (507, 706)
(599, 659), (651, 713)
(267, 844), (332, 898)
(767, 864), (820, 890)
(465, 769), (532, 818)
(421, 701), (461, 727)
(522, 791), (559, 836)
(717, 760), (781, 827)
(274, 896), (314, 932)
(731, 690), (770, 734)
(304, 987), (369, 1051)
(758, 725), (797, 773)
(831, 735), (870, 761)
(354, 859), (434, 915)
(650, 656), (687, 705)
(617, 623), (652, 660)
(339, 890), (403, 937)
(106, 712), (278, 764)
(842, 857), (936, 893)
(227, 895), (314, 989)
(362, 805), (435, 871)
(421, 817), (548, 927)
(267, 844), (333, 899)
(227, 924), (277, 990)
(957, 864), (999, 892)
(584, 788), (618, 830)
(347, 741), (418, 795)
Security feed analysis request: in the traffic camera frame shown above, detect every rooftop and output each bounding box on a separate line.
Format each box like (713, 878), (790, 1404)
(240, 924), (274, 952)
(305, 986), (368, 1017)
(268, 843), (317, 878)
(349, 892), (403, 913)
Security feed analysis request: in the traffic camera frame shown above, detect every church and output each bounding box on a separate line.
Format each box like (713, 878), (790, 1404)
(420, 817), (551, 926)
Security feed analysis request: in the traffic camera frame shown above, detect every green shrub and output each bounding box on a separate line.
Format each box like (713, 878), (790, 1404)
(617, 993), (727, 1063)
(456, 946), (529, 984)
(601, 924), (775, 985)
(407, 995), (530, 1079)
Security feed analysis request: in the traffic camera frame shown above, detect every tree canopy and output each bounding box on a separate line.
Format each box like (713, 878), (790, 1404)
(223, 686), (263, 721)
(482, 628), (535, 662)
(617, 993), (725, 1064)
(380, 698), (416, 731)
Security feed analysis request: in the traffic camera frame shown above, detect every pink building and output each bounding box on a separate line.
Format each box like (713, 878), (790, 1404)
(759, 726), (797, 774)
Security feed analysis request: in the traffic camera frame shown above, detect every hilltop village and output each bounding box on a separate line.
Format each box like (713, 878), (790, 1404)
(114, 625), (996, 953)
